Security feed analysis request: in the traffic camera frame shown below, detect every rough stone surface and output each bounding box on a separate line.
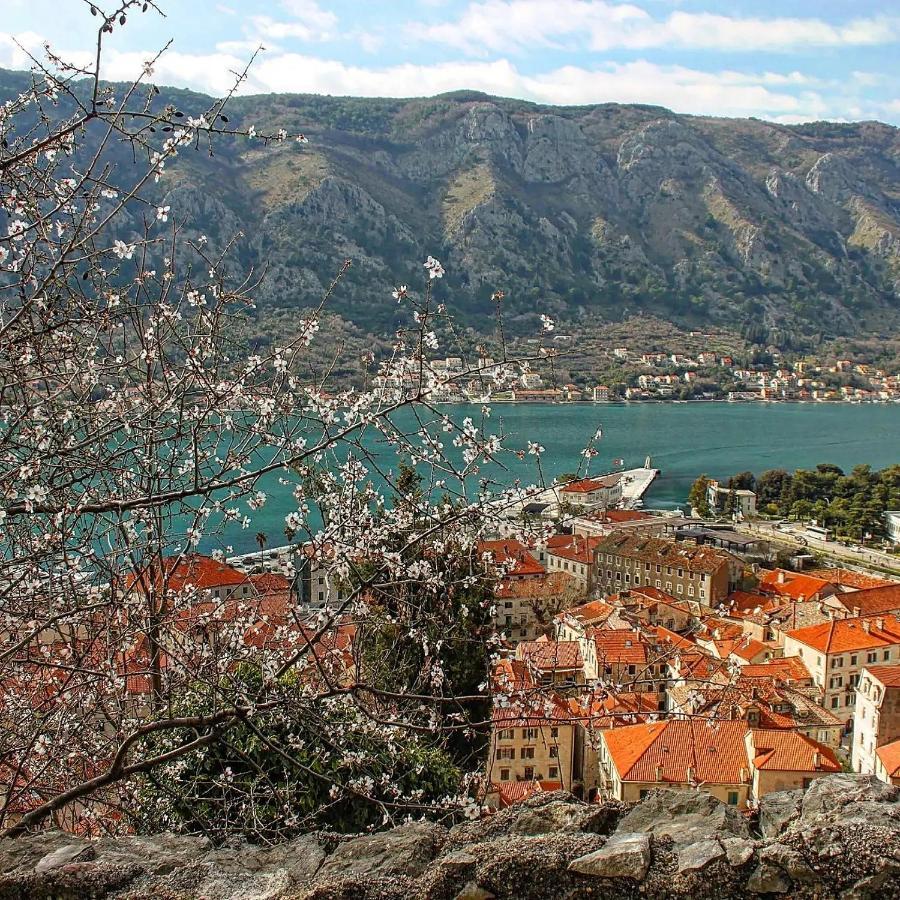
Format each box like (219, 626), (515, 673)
(0, 776), (898, 898)
(568, 832), (652, 881)
(758, 788), (801, 837)
(615, 788), (749, 847)
(676, 839), (724, 874)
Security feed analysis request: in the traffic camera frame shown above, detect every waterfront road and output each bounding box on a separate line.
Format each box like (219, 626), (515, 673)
(734, 520), (900, 576)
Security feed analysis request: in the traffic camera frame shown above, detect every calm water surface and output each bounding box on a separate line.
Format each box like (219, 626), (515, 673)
(209, 402), (900, 554)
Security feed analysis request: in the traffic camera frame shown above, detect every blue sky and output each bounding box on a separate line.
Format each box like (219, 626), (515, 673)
(2, 0), (899, 124)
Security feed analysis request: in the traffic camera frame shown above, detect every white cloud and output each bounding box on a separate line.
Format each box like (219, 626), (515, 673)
(414, 1), (900, 55)
(248, 1), (338, 44)
(0, 30), (46, 70)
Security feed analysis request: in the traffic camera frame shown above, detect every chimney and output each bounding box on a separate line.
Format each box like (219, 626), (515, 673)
(875, 617), (885, 631)
(862, 620), (871, 633)
(777, 570), (786, 584)
(813, 751), (821, 769)
(686, 766), (695, 783)
(740, 766), (748, 783)
(655, 764), (663, 782)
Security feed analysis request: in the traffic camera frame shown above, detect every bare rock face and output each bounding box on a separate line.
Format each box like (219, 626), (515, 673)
(1, 775), (899, 899)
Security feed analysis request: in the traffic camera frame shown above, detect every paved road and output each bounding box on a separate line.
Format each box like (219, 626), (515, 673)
(735, 520), (900, 575)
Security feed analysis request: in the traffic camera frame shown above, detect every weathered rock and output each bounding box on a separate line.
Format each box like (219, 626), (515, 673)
(799, 773), (900, 829)
(746, 861), (792, 894)
(34, 842), (96, 872)
(676, 839), (724, 874)
(448, 791), (621, 847)
(568, 831), (652, 881)
(758, 788), (802, 837)
(615, 789), (749, 847)
(315, 822), (446, 881)
(0, 776), (899, 898)
(721, 836), (755, 867)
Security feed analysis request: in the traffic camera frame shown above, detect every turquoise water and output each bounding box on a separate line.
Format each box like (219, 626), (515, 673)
(206, 402), (900, 555)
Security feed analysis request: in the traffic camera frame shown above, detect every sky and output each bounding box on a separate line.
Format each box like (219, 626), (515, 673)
(1, 0), (899, 125)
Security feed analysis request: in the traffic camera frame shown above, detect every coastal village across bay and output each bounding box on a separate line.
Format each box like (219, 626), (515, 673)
(405, 346), (900, 403)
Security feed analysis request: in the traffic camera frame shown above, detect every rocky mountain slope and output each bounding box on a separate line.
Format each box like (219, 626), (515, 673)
(1, 774), (899, 898)
(4, 72), (900, 350)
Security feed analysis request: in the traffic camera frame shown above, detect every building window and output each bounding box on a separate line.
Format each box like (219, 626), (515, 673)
(500, 769), (510, 781)
(850, 655), (858, 666)
(521, 747), (535, 760)
(867, 652), (877, 663)
(548, 766), (559, 779)
(523, 728), (537, 740)
(550, 727), (559, 738)
(885, 650), (891, 661)
(549, 746), (559, 758)
(831, 697), (840, 709)
(524, 766), (534, 780)
(727, 791), (739, 806)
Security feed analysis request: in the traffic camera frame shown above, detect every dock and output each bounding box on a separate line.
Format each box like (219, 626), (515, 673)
(619, 466), (660, 509)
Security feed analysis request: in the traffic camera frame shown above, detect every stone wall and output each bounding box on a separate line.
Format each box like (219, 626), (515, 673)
(1, 774), (898, 899)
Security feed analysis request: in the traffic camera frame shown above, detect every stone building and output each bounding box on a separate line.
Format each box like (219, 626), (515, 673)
(852, 664), (900, 774)
(593, 533), (739, 608)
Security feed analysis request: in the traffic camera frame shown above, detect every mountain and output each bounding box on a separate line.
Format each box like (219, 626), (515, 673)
(4, 71), (900, 352)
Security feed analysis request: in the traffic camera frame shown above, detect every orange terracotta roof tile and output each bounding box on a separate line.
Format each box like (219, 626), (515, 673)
(593, 628), (649, 666)
(876, 739), (900, 778)
(784, 615), (900, 654)
(561, 474), (621, 493)
(757, 569), (835, 601)
(479, 539), (545, 576)
(741, 656), (811, 683)
(864, 664), (900, 687)
(546, 534), (604, 565)
(750, 729), (840, 772)
(807, 568), (897, 590)
(126, 553), (249, 594)
(831, 584), (900, 617)
(518, 640), (584, 671)
(496, 570), (576, 599)
(557, 598), (617, 626)
(603, 719), (750, 785)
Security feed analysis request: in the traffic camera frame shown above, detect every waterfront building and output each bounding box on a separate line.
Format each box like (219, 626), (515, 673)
(886, 511), (900, 545)
(706, 479), (757, 517)
(559, 474), (623, 510)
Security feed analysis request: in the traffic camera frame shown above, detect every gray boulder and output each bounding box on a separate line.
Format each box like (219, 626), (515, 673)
(615, 789), (749, 847)
(568, 831), (652, 881)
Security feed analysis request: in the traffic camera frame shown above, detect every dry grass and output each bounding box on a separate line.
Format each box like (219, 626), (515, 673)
(442, 164), (495, 237)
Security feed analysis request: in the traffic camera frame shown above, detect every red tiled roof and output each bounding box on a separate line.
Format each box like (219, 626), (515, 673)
(597, 533), (734, 575)
(593, 629), (648, 666)
(876, 739), (900, 778)
(585, 509), (653, 523)
(518, 640), (584, 671)
(784, 615), (900, 654)
(248, 572), (293, 594)
(479, 540), (545, 577)
(831, 584), (900, 617)
(546, 534), (604, 565)
(757, 569), (835, 601)
(727, 590), (781, 617)
(126, 553), (249, 594)
(557, 598), (617, 626)
(741, 656), (811, 683)
(603, 719), (750, 785)
(561, 475), (620, 494)
(864, 664), (900, 687)
(496, 780), (563, 807)
(582, 691), (660, 730)
(806, 569), (897, 590)
(750, 729), (840, 772)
